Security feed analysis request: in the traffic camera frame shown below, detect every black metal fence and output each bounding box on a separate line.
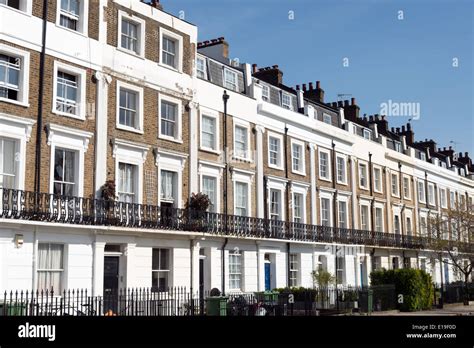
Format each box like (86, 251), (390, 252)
(440, 283), (474, 304)
(1, 188), (471, 251)
(1, 286), (399, 316)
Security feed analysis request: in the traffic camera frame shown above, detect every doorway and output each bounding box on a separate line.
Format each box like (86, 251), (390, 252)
(103, 256), (119, 313)
(199, 249), (206, 312)
(264, 253), (272, 291)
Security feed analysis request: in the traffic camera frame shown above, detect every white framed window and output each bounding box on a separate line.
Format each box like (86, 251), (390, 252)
(420, 215), (427, 236)
(233, 121), (250, 160)
(338, 200), (347, 228)
(116, 81), (143, 133)
(223, 68), (238, 91)
(37, 243), (64, 293)
(159, 95), (182, 142)
(229, 253), (242, 290)
(360, 204), (370, 230)
(440, 188), (447, 208)
(269, 188), (282, 220)
(160, 169), (177, 204)
(420, 152), (426, 161)
(53, 61), (86, 119)
(320, 196), (331, 226)
(0, 44), (30, 106)
(118, 162), (138, 203)
(373, 166), (382, 193)
(336, 155), (346, 184)
(155, 150), (185, 208)
(375, 206), (384, 232)
(394, 141), (401, 152)
(363, 129), (371, 140)
(262, 84), (270, 101)
(417, 181), (426, 203)
(323, 113), (332, 125)
(319, 149), (331, 181)
(160, 28), (183, 71)
(394, 215), (401, 235)
(202, 175), (217, 213)
(359, 163), (368, 189)
(406, 216), (412, 236)
(200, 113), (219, 152)
(0, 0), (32, 13)
(391, 173), (399, 197)
(289, 254), (299, 287)
(336, 256), (344, 284)
(234, 181), (249, 216)
(0, 137), (18, 189)
(293, 192), (304, 223)
(450, 191), (455, 208)
(118, 11), (145, 57)
(196, 56), (207, 79)
(268, 132), (284, 170)
(53, 147), (78, 196)
(428, 183), (435, 205)
(152, 248), (170, 291)
(281, 92), (292, 110)
(403, 176), (411, 199)
(56, 0), (89, 34)
(291, 140), (305, 175)
(47, 124), (92, 198)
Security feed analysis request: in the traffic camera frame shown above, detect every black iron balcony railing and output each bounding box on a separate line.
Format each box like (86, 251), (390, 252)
(0, 188), (472, 251)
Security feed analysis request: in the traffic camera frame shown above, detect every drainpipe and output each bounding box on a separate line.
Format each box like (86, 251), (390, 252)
(287, 242), (291, 287)
(369, 153), (375, 237)
(34, 0), (49, 193)
(331, 141), (338, 227)
(221, 238), (228, 295)
(223, 91), (229, 226)
(284, 127), (290, 286)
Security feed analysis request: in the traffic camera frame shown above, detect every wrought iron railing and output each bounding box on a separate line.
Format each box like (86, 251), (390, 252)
(0, 188), (472, 251)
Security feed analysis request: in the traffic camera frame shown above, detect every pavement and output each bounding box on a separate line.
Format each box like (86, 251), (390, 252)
(364, 303), (474, 316)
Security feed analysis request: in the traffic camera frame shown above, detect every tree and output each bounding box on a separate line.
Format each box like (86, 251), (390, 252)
(425, 201), (474, 305)
(311, 268), (336, 288)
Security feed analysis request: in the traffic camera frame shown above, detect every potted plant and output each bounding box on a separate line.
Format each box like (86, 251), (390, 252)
(205, 288), (228, 316)
(186, 192), (211, 230)
(100, 180), (116, 224)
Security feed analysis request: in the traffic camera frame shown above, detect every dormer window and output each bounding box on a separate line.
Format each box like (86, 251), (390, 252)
(281, 92), (292, 110)
(323, 114), (332, 125)
(420, 152), (426, 161)
(363, 129), (371, 140)
(224, 68), (238, 91)
(394, 141), (401, 152)
(262, 84), (270, 101)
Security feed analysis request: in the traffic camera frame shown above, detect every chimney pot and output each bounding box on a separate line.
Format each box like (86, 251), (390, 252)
(392, 127), (395, 132)
(272, 65), (279, 69)
(351, 97), (356, 105)
(309, 82), (314, 90)
(396, 127), (400, 133)
(381, 115), (385, 120)
(296, 84), (300, 90)
(302, 84), (307, 91)
(337, 101), (343, 107)
(316, 81), (321, 89)
(369, 115), (374, 122)
(344, 100), (349, 106)
(218, 36), (225, 41)
(449, 146), (452, 150)
(332, 102), (338, 108)
(407, 123), (411, 130)
(252, 64), (257, 73)
(465, 152), (469, 157)
(402, 125), (406, 132)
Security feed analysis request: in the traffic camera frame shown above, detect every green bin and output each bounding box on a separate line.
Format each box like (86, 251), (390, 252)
(0, 302), (26, 316)
(358, 289), (373, 313)
(255, 291), (279, 303)
(205, 297), (228, 316)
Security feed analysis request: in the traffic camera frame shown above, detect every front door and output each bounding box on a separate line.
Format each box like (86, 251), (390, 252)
(199, 258), (205, 308)
(103, 256), (119, 313)
(264, 262), (271, 291)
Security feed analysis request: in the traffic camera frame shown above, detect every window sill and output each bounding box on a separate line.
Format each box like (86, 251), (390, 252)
(52, 109), (85, 121)
(292, 169), (306, 176)
(391, 194), (400, 198)
(374, 189), (383, 194)
(319, 177), (332, 183)
(403, 196), (411, 200)
(117, 47), (145, 60)
(0, 4), (32, 16)
(359, 186), (369, 191)
(232, 156), (253, 163)
(0, 98), (30, 108)
(268, 164), (284, 171)
(158, 62), (183, 74)
(55, 24), (88, 38)
(117, 124), (144, 134)
(336, 180), (348, 185)
(159, 135), (183, 144)
(199, 147), (221, 155)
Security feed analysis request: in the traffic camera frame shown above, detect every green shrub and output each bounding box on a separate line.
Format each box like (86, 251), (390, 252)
(370, 268), (434, 312)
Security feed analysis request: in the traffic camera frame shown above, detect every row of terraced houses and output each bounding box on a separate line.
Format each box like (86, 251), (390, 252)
(0, 0), (473, 297)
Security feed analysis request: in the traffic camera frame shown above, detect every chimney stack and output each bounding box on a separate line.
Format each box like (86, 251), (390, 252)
(252, 64), (258, 73)
(303, 81), (324, 103)
(342, 96), (360, 121)
(252, 65), (284, 85)
(148, 0), (163, 10)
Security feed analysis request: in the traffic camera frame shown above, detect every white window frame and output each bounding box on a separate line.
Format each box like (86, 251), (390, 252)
(291, 183), (309, 224)
(0, 0), (32, 14)
(116, 80), (144, 134)
(322, 113), (332, 125)
(337, 199), (348, 228)
(405, 213), (413, 236)
(391, 172), (399, 197)
(47, 124), (92, 197)
(151, 248), (171, 291)
(281, 92), (292, 110)
(37, 242), (65, 293)
(374, 203), (384, 233)
(428, 183), (435, 206)
(0, 114), (34, 190)
(199, 109), (219, 153)
(233, 120), (251, 161)
(318, 149), (331, 181)
(291, 139), (305, 175)
(360, 203), (371, 231)
(158, 94), (182, 142)
(289, 253), (299, 287)
(155, 150), (186, 208)
(440, 188), (447, 208)
(223, 67), (238, 91)
(117, 162), (139, 203)
(373, 166), (382, 193)
(420, 152), (426, 161)
(55, 0), (89, 35)
(363, 129), (371, 140)
(112, 139), (149, 205)
(450, 191), (456, 208)
(228, 252), (242, 291)
(267, 178), (286, 221)
(267, 132), (284, 170)
(403, 175), (411, 200)
(232, 169), (253, 217)
(336, 154), (347, 185)
(117, 10), (145, 57)
(358, 162), (368, 189)
(417, 180), (426, 203)
(319, 191), (332, 227)
(52, 61), (87, 120)
(199, 163), (222, 213)
(0, 44), (30, 107)
(261, 84), (270, 101)
(196, 56), (207, 79)
(159, 28), (183, 72)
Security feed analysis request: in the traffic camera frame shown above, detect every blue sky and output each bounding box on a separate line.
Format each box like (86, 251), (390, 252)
(162, 0), (473, 155)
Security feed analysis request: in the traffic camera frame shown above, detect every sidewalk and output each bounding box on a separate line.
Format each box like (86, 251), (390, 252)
(366, 303), (474, 316)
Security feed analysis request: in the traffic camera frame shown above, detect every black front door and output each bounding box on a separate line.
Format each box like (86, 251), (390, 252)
(199, 258), (205, 313)
(103, 256), (119, 314)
